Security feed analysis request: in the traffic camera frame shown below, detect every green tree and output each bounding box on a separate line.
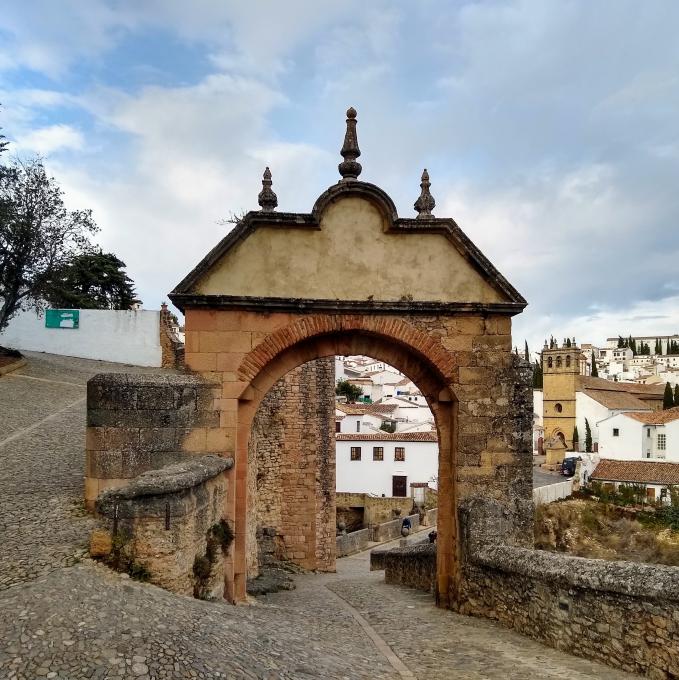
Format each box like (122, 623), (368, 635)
(44, 251), (139, 310)
(572, 425), (579, 452)
(617, 336), (624, 348)
(664, 382), (675, 410)
(0, 106), (8, 160)
(674, 384), (679, 408)
(0, 158), (97, 331)
(655, 338), (661, 355)
(585, 418), (592, 453)
(335, 379), (363, 403)
(591, 351), (598, 377)
(524, 340), (529, 362)
(532, 359), (543, 388)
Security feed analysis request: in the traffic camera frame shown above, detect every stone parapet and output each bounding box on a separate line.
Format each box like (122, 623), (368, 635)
(371, 544), (436, 593)
(336, 528), (371, 557)
(460, 497), (679, 678)
(371, 513), (420, 543)
(85, 372), (222, 508)
(94, 455), (233, 599)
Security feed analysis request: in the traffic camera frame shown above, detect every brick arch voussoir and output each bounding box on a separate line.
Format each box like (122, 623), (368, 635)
(237, 314), (454, 384)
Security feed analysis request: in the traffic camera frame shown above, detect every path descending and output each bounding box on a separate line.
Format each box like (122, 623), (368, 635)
(0, 353), (637, 679)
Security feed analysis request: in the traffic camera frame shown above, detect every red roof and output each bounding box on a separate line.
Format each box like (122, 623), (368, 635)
(336, 432), (437, 442)
(591, 459), (679, 485)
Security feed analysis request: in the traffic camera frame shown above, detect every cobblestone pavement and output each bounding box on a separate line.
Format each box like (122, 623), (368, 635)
(0, 352), (638, 679)
(0, 353), (171, 591)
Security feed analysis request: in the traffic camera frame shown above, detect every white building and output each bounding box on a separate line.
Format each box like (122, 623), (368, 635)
(335, 431), (438, 497)
(591, 459), (679, 504)
(597, 407), (679, 462)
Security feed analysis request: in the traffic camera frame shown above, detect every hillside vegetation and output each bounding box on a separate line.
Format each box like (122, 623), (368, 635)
(535, 498), (679, 566)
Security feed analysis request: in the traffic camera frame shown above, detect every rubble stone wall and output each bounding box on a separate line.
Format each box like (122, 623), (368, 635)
(95, 455), (233, 598)
(247, 358), (335, 577)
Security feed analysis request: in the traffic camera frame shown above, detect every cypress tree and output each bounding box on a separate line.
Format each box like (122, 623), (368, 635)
(617, 336), (624, 348)
(532, 360), (543, 388)
(572, 425), (579, 452)
(585, 419), (592, 453)
(663, 382), (674, 410)
(591, 351), (599, 377)
(524, 340), (529, 362)
(675, 384), (679, 407)
(655, 338), (661, 355)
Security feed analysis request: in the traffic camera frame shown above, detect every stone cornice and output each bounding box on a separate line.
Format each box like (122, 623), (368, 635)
(168, 293), (526, 316)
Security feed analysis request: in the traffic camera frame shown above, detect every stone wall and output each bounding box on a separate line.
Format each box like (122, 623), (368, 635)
(336, 528), (371, 557)
(372, 513), (420, 543)
(336, 492), (415, 526)
(85, 373), (221, 509)
(94, 455), (233, 598)
(247, 358), (335, 577)
(371, 544), (436, 593)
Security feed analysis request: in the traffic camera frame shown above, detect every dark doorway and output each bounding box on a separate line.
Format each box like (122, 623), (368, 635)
(392, 475), (407, 497)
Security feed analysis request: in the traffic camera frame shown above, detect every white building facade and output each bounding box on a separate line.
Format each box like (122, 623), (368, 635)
(335, 432), (438, 497)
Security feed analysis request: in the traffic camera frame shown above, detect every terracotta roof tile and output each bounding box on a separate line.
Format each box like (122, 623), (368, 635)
(336, 432), (437, 442)
(335, 403), (398, 416)
(581, 389), (651, 411)
(578, 376), (665, 397)
(622, 407), (679, 425)
(592, 459), (679, 485)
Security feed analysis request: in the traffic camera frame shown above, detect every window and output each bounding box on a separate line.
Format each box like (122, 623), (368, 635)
(658, 434), (666, 451)
(566, 355), (571, 368)
(613, 428), (619, 437)
(395, 447), (405, 462)
(373, 447), (384, 461)
(547, 357), (553, 368)
(350, 447), (361, 461)
(647, 428), (651, 438)
(555, 403), (563, 413)
(335, 421), (341, 433)
(556, 356), (562, 368)
(356, 421), (361, 433)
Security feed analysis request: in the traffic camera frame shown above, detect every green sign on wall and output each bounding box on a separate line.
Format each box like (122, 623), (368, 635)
(45, 309), (80, 329)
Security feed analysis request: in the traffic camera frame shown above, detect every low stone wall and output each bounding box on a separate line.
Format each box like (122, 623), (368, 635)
(460, 498), (679, 678)
(94, 455), (233, 599)
(336, 492), (414, 526)
(423, 507), (437, 527)
(371, 513), (420, 543)
(336, 528), (371, 557)
(85, 372), (221, 509)
(371, 544), (436, 593)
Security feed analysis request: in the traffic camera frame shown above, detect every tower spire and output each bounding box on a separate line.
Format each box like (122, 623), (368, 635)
(258, 167), (278, 211)
(338, 107), (362, 181)
(414, 169), (435, 218)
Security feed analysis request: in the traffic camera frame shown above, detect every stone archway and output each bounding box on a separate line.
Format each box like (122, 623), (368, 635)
(169, 108), (530, 606)
(230, 321), (457, 604)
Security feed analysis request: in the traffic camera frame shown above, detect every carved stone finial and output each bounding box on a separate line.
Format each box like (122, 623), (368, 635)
(258, 166), (278, 211)
(338, 107), (362, 181)
(414, 169), (435, 218)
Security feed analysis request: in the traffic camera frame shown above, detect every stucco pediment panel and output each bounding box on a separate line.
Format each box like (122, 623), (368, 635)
(173, 185), (524, 309)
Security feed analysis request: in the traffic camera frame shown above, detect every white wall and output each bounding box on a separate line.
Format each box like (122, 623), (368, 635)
(575, 391), (615, 449)
(336, 439), (438, 496)
(597, 413), (644, 460)
(0, 308), (162, 366)
(533, 389), (543, 426)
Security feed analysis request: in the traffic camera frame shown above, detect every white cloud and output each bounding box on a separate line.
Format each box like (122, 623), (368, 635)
(14, 124), (84, 154)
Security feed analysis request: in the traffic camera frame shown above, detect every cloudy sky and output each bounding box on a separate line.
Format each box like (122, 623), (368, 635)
(1, 0), (678, 355)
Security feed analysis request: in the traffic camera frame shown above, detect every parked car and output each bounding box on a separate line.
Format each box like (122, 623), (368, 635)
(561, 457), (580, 477)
